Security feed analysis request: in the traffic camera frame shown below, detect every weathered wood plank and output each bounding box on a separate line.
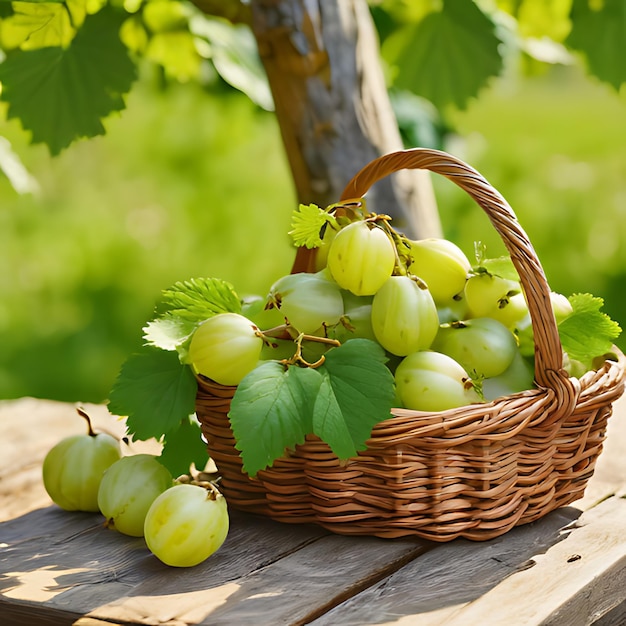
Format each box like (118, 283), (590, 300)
(78, 534), (430, 626)
(1, 394), (625, 626)
(1, 497), (428, 626)
(309, 506), (582, 625)
(0, 505), (330, 625)
(69, 522), (429, 626)
(311, 496), (626, 626)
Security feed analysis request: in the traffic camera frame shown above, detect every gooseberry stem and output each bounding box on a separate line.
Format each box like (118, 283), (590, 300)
(77, 407), (97, 437)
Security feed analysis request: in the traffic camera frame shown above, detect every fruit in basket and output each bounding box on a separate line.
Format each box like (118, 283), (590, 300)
(268, 270), (344, 333)
(330, 291), (376, 343)
(371, 275), (439, 356)
(144, 483), (229, 567)
(97, 454), (173, 537)
(395, 350), (481, 411)
(42, 408), (121, 512)
(433, 317), (518, 379)
(327, 221), (396, 296)
(408, 238), (471, 303)
(489, 290), (529, 328)
(482, 349), (535, 401)
(187, 312), (263, 386)
(464, 272), (521, 319)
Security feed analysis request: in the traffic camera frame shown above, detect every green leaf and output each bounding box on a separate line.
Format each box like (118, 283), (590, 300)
(157, 277), (241, 322)
(229, 361), (321, 476)
(144, 277), (242, 351)
(158, 417), (209, 477)
(316, 338), (395, 458)
(1, 1), (75, 49)
(143, 316), (197, 351)
(289, 203), (334, 249)
(145, 30), (202, 82)
(0, 6), (137, 155)
(558, 293), (622, 368)
(383, 0), (503, 110)
(191, 15), (274, 111)
(566, 0), (626, 91)
(108, 348), (198, 441)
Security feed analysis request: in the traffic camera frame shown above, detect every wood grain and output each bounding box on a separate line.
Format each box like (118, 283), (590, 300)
(1, 395), (625, 626)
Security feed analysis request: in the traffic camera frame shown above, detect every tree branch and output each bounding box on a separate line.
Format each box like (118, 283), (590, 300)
(249, 0), (441, 242)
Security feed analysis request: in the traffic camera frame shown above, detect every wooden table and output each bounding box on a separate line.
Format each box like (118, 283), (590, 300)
(2, 396), (626, 626)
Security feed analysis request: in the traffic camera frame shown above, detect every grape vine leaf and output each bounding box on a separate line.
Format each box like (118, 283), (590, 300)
(159, 417), (209, 477)
(145, 277), (242, 350)
(315, 339), (395, 459)
(0, 6), (137, 155)
(566, 0), (626, 91)
(230, 339), (395, 476)
(558, 293), (622, 368)
(382, 0), (503, 110)
(1, 1), (76, 50)
(108, 348), (198, 441)
(229, 361), (320, 477)
(289, 203), (335, 249)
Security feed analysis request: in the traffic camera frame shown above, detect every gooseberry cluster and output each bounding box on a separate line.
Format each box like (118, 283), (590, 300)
(42, 408), (229, 568)
(186, 210), (570, 412)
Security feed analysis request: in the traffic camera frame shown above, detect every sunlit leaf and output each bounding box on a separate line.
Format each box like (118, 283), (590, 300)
(142, 0), (189, 32)
(0, 6), (137, 154)
(382, 0), (503, 110)
(120, 14), (148, 54)
(145, 30), (202, 81)
(191, 15), (273, 110)
(509, 0), (572, 41)
(0, 1), (74, 49)
(566, 0), (626, 90)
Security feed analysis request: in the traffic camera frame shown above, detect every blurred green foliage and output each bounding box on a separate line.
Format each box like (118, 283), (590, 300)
(437, 66), (626, 349)
(0, 79), (296, 402)
(1, 62), (625, 403)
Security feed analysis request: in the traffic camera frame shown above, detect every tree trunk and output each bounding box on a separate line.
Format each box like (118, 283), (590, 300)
(249, 0), (441, 240)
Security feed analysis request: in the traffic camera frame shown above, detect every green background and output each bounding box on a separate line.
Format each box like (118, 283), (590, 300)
(1, 62), (625, 403)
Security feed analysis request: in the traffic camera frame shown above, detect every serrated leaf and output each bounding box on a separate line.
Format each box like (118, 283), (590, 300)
(1, 1), (74, 49)
(157, 277), (241, 322)
(0, 6), (136, 155)
(289, 203), (333, 249)
(229, 361), (321, 476)
(316, 338), (395, 458)
(158, 417), (209, 477)
(558, 293), (622, 367)
(566, 0), (626, 91)
(383, 0), (503, 109)
(108, 348), (198, 441)
(312, 373), (356, 459)
(143, 315), (197, 350)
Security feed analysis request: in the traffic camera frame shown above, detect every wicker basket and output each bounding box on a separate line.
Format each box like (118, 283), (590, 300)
(196, 148), (625, 542)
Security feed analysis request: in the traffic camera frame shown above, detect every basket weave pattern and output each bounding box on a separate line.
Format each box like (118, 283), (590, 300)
(196, 149), (625, 541)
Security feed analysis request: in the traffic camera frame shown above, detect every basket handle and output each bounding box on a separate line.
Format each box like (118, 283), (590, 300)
(339, 148), (567, 391)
